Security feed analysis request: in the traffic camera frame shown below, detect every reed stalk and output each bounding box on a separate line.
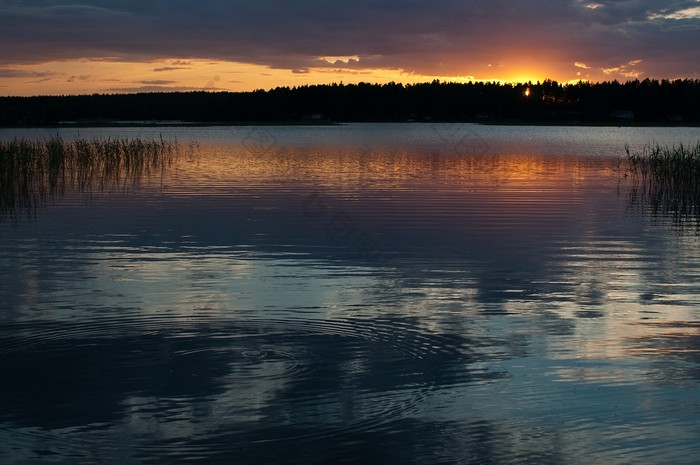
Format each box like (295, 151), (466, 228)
(1, 135), (178, 216)
(624, 141), (700, 225)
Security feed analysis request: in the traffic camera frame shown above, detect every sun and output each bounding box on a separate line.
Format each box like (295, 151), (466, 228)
(524, 88), (530, 97)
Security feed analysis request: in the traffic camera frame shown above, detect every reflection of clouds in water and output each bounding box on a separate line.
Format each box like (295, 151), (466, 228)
(5, 183), (697, 372)
(2, 124), (700, 463)
(0, 313), (499, 462)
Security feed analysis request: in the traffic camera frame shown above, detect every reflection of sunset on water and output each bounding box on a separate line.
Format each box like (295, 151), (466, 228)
(149, 130), (700, 376)
(2, 124), (699, 464)
(168, 142), (619, 190)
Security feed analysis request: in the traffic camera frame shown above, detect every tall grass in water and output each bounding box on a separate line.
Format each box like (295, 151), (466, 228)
(1, 136), (177, 215)
(624, 142), (700, 227)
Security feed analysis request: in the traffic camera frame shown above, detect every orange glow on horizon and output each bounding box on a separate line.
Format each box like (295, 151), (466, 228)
(0, 55), (638, 96)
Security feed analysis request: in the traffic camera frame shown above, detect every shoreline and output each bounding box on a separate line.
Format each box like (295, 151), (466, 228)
(1, 119), (699, 128)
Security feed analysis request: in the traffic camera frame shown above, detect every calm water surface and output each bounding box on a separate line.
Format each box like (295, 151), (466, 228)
(1, 124), (699, 464)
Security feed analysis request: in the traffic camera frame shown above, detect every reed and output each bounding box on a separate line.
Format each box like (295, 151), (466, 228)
(1, 135), (178, 215)
(624, 142), (700, 224)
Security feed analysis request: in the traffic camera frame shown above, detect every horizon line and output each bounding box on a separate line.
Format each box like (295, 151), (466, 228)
(3, 76), (700, 98)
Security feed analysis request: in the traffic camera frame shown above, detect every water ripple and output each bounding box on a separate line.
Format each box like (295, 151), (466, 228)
(3, 125), (700, 463)
(0, 311), (507, 462)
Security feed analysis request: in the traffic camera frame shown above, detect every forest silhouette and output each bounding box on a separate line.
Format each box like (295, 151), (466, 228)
(1, 79), (699, 125)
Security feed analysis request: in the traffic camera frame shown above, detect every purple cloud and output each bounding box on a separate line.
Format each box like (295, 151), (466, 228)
(0, 0), (698, 79)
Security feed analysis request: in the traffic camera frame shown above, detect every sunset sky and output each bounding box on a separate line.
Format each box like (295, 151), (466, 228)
(1, 0), (699, 96)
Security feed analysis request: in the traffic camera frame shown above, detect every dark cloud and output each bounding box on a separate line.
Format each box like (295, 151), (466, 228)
(0, 0), (698, 78)
(140, 80), (177, 85)
(153, 67), (189, 72)
(66, 74), (91, 82)
(106, 84), (216, 93)
(0, 68), (56, 78)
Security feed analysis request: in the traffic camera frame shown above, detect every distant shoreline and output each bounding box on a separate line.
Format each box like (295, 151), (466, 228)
(11, 120), (339, 128)
(3, 80), (699, 128)
(476, 119), (700, 128)
(3, 119), (698, 128)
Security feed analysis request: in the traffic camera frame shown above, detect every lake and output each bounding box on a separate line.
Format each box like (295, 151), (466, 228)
(1, 123), (699, 464)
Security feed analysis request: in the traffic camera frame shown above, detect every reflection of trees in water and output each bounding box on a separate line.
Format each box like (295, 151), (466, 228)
(0, 136), (180, 216)
(623, 142), (700, 232)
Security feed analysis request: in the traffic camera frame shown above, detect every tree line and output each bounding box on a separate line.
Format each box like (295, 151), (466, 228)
(1, 79), (699, 125)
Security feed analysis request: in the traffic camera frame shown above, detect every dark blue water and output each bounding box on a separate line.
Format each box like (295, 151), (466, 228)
(1, 124), (699, 464)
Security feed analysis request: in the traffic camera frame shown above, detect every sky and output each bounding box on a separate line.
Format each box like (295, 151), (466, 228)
(1, 0), (699, 96)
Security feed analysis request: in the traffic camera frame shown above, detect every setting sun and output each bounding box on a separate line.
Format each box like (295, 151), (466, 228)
(1, 1), (699, 96)
(2, 1), (700, 463)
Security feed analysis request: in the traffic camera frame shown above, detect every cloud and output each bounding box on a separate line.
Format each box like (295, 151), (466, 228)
(602, 58), (644, 78)
(1, 3), (128, 19)
(66, 75), (91, 82)
(574, 62), (591, 69)
(0, 68), (32, 78)
(649, 5), (700, 19)
(0, 0), (698, 81)
(106, 85), (214, 93)
(153, 67), (189, 72)
(140, 80), (177, 85)
(28, 77), (53, 84)
(319, 56), (361, 65)
(0, 68), (56, 78)
(153, 60), (193, 72)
